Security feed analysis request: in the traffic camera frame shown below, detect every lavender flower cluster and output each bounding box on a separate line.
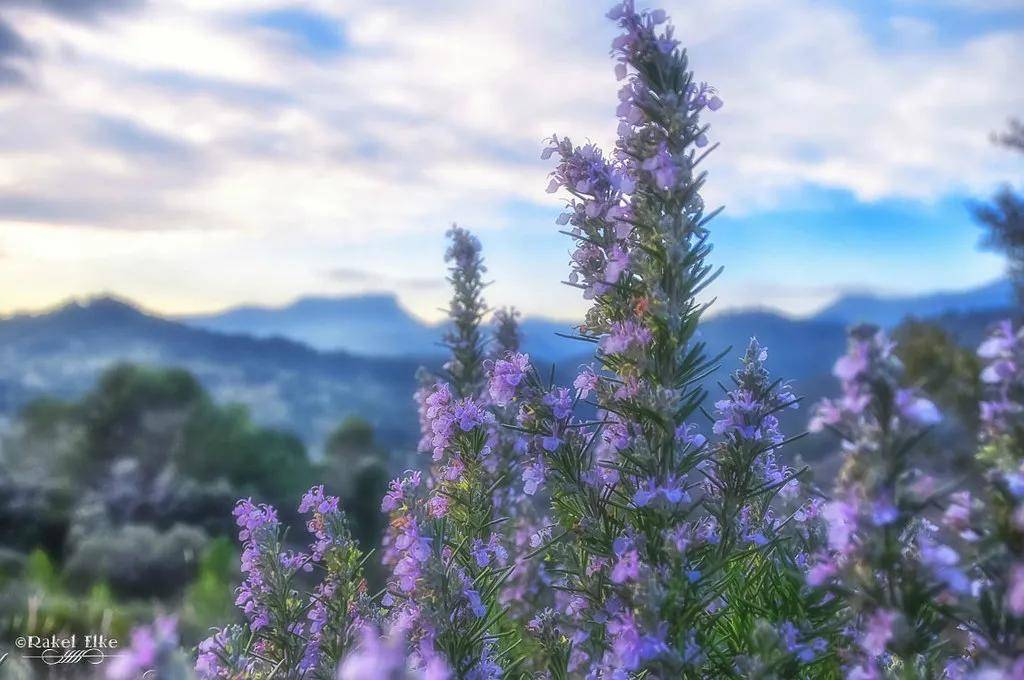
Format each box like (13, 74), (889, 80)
(192, 486), (372, 678)
(109, 3), (1024, 679)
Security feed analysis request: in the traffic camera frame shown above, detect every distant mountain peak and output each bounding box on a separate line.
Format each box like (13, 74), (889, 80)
(813, 278), (1012, 328)
(0, 294), (150, 324)
(287, 293), (408, 314)
(183, 292), (438, 356)
(70, 294), (142, 312)
(193, 292), (411, 319)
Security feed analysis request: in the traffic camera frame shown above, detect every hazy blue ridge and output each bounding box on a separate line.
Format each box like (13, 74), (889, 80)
(0, 279), (1010, 455)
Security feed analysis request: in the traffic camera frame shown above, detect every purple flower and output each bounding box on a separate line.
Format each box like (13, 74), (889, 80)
(1008, 564), (1024, 616)
(917, 530), (969, 594)
(633, 479), (658, 507)
(422, 383), (494, 460)
(299, 485), (339, 515)
(522, 457), (546, 496)
(574, 365), (600, 399)
(469, 534), (507, 568)
(543, 387), (574, 420)
(979, 320), (1017, 359)
(465, 587), (487, 618)
(806, 556), (837, 587)
(695, 516), (721, 545)
(674, 422), (706, 448)
(779, 621), (823, 663)
(231, 499), (282, 632)
(834, 344), (870, 382)
(566, 595), (588, 618)
(978, 319), (1024, 440)
(604, 244), (630, 285)
(808, 399), (843, 432)
(195, 627), (239, 679)
(426, 495), (450, 518)
(453, 399), (489, 431)
(382, 471), (421, 513)
(870, 493), (898, 526)
(488, 352), (530, 406)
(895, 389), (941, 427)
(569, 240), (633, 298)
(640, 142), (676, 190)
(611, 549), (641, 583)
(607, 612), (647, 671)
(942, 491), (972, 536)
(601, 320), (653, 355)
(233, 498), (278, 542)
(860, 609), (897, 659)
(338, 625), (424, 680)
(530, 526), (552, 549)
(391, 518), (431, 593)
(108, 616), (178, 679)
(822, 497), (858, 554)
(664, 524), (692, 554)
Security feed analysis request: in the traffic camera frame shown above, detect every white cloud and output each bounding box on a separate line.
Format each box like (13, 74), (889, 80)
(0, 0), (1020, 317)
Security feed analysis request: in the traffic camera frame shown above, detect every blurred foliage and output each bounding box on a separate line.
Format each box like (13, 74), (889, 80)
(326, 415), (377, 458)
(319, 415), (391, 557)
(974, 118), (1024, 303)
(180, 537), (241, 644)
(0, 362), (396, 648)
(72, 364), (313, 504)
(893, 319), (984, 479)
(0, 549), (142, 642)
(63, 523), (207, 598)
(0, 363), (315, 555)
(347, 457), (389, 550)
(894, 319), (983, 431)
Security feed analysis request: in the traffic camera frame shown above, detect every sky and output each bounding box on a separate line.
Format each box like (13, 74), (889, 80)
(0, 0), (1022, 323)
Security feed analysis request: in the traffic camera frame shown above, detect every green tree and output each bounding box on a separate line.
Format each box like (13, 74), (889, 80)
(182, 537), (239, 642)
(894, 319), (982, 431)
(974, 118), (1024, 304)
(893, 319), (984, 476)
(324, 415), (376, 460)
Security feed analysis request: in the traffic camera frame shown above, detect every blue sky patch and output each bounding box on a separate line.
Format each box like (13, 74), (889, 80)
(250, 7), (347, 57)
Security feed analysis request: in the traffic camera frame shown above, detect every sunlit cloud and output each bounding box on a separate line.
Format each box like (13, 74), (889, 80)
(0, 0), (1020, 319)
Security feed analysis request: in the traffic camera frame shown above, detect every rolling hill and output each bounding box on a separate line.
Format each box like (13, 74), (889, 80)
(0, 280), (1011, 459)
(184, 278), (1011, 361)
(814, 278), (1012, 328)
(0, 297), (423, 453)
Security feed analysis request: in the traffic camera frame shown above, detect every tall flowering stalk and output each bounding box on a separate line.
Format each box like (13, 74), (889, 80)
(960, 320), (1024, 676)
(978, 320), (1024, 456)
(536, 1), (728, 673)
(704, 339), (839, 676)
(807, 325), (961, 678)
(442, 225), (489, 399)
(492, 308), (521, 357)
(195, 486), (370, 678)
(382, 382), (518, 677)
(486, 309), (554, 625)
(379, 228), (530, 677)
(480, 2), (832, 676)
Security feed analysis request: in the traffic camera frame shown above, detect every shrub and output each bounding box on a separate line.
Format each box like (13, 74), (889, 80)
(187, 3), (1024, 679)
(63, 523), (207, 598)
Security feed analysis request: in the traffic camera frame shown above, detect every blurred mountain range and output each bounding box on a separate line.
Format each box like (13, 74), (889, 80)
(0, 279), (1010, 454)
(814, 278), (1013, 328)
(0, 297), (423, 453)
(183, 278), (1012, 359)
